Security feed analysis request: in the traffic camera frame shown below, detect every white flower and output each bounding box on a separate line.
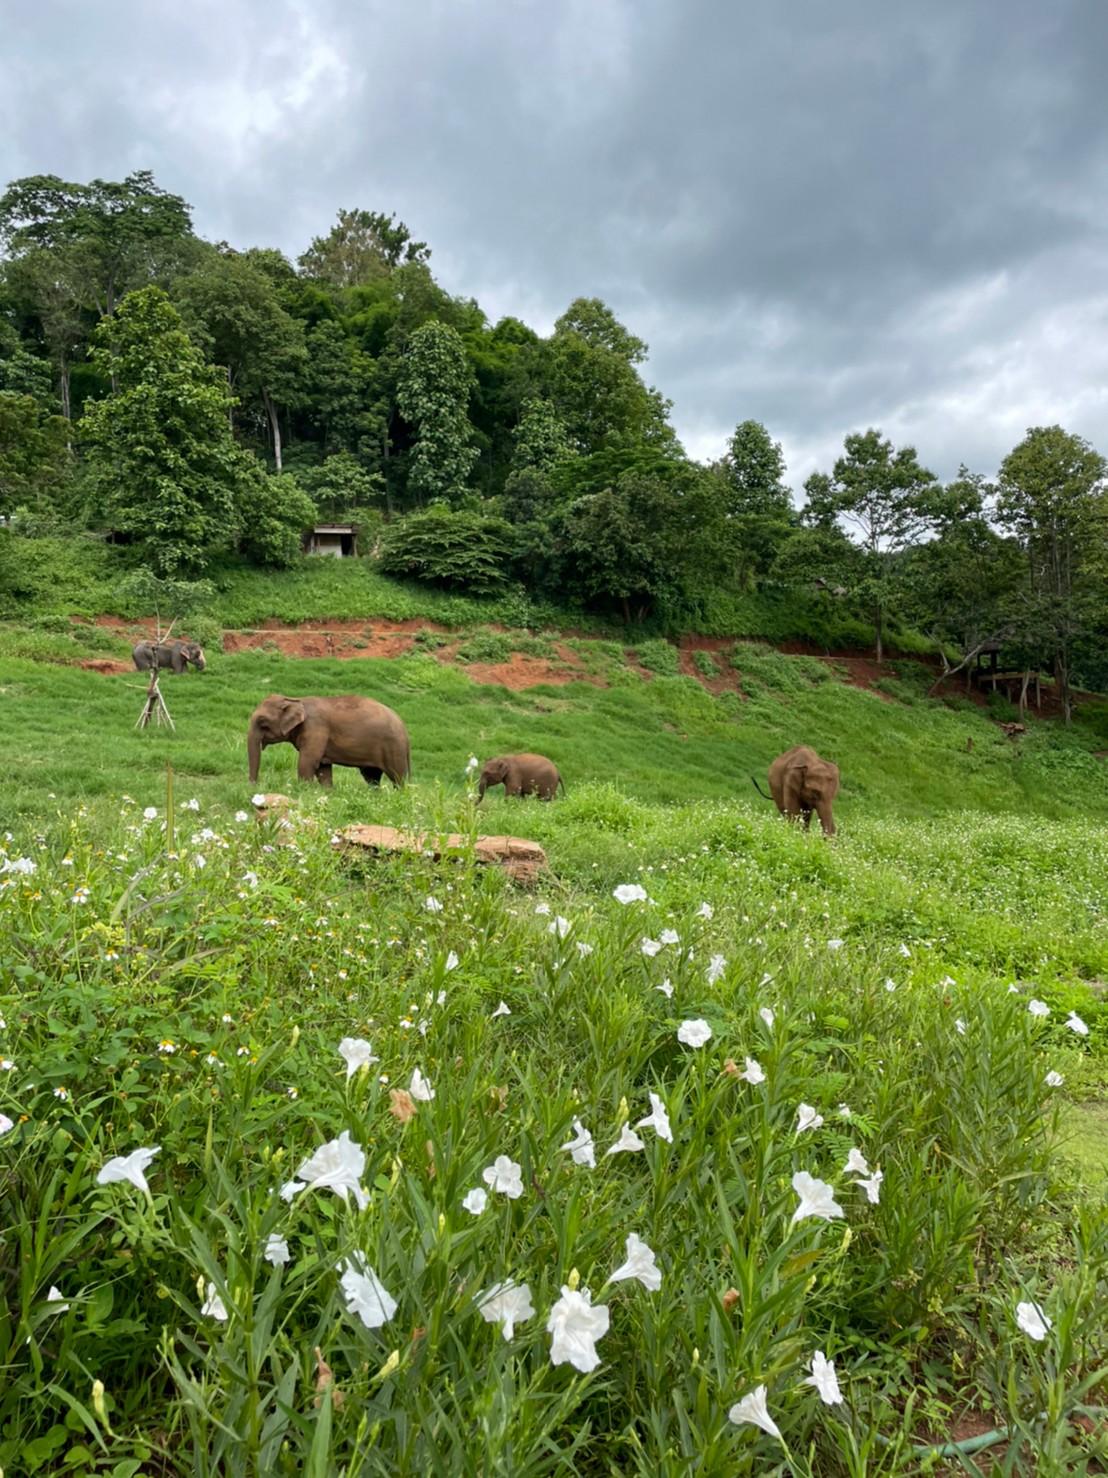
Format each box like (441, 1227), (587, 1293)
(759, 1007), (775, 1028)
(561, 1118), (597, 1168)
(549, 916), (571, 939)
(641, 937), (662, 957)
(576, 941), (594, 957)
(791, 1171), (844, 1225)
(955, 1019), (967, 1035)
(706, 954), (727, 984)
(234, 810), (249, 822)
(201, 1282), (228, 1321)
(885, 978), (897, 992)
(251, 793), (266, 806)
(795, 1103), (824, 1134)
(844, 1148), (869, 1176)
(264, 1234), (291, 1266)
(1066, 1011), (1089, 1036)
(1, 856), (36, 875)
(409, 1068), (435, 1102)
(613, 883), (647, 905)
(609, 1233), (662, 1292)
(547, 1286), (610, 1372)
(340, 1253), (397, 1329)
(482, 1155), (524, 1199)
(655, 979), (674, 998)
(1015, 1300), (1051, 1341)
(282, 1131), (368, 1210)
(1028, 1000), (1050, 1018)
(338, 1037), (378, 1078)
(854, 1169), (883, 1204)
(46, 1286), (69, 1312)
(636, 1092), (673, 1143)
(445, 950), (459, 972)
(96, 1145), (161, 1194)
(1045, 1070), (1064, 1088)
(899, 943), (911, 957)
(677, 1018), (712, 1048)
(606, 1122), (646, 1155)
(696, 902), (713, 920)
(142, 808), (158, 821)
(728, 1385), (781, 1439)
(477, 1279), (535, 1340)
(491, 1000), (511, 1018)
(827, 939), (845, 950)
(183, 798), (200, 811)
(462, 1187), (488, 1215)
(659, 929), (680, 945)
(0, 1113), (13, 1136)
(738, 1056), (766, 1085)
(534, 901), (551, 915)
(466, 754), (479, 773)
(804, 1350), (843, 1405)
(424, 896), (444, 913)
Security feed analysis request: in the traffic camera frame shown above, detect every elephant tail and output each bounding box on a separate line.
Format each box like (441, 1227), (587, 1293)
(751, 776), (772, 801)
(558, 774), (566, 796)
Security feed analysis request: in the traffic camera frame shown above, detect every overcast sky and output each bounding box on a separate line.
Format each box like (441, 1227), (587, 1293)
(3, 0), (1108, 492)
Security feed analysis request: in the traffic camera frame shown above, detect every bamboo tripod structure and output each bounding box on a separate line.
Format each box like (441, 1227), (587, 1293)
(134, 615), (178, 730)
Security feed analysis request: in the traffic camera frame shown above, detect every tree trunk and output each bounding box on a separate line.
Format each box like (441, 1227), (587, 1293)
(1055, 645), (1072, 724)
(1018, 669), (1030, 722)
(263, 389), (283, 472)
(875, 605), (884, 665)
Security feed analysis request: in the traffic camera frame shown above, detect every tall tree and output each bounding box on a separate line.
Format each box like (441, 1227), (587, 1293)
(714, 420), (795, 588)
(297, 208), (430, 288)
(0, 392), (71, 512)
(79, 287), (241, 574)
(172, 248), (308, 471)
(0, 171), (193, 320)
(396, 320), (478, 506)
(804, 429), (940, 661)
(996, 425), (1108, 721)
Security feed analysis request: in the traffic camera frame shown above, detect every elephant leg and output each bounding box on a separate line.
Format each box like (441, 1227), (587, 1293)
(359, 766), (384, 786)
(315, 764), (334, 788)
(801, 807), (813, 831)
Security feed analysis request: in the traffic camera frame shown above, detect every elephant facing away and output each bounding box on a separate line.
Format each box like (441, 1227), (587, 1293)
(477, 753), (563, 802)
(247, 695), (410, 789)
(132, 639), (206, 674)
(753, 744), (840, 836)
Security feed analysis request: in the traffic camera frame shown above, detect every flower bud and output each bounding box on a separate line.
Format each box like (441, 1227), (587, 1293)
(92, 1380), (107, 1422)
(567, 1267), (580, 1291)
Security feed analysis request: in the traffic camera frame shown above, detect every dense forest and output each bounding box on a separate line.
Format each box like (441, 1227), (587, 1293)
(1, 170), (1107, 709)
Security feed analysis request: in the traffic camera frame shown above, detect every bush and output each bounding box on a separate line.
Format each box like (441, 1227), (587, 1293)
(379, 505), (512, 595)
(692, 650), (720, 679)
(633, 639), (680, 676)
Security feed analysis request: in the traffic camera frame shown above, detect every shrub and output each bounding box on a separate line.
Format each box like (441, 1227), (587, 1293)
(633, 639), (680, 676)
(379, 505), (512, 595)
(692, 650), (720, 679)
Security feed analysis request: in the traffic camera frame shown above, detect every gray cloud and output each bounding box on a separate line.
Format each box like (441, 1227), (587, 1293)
(3, 0), (1108, 490)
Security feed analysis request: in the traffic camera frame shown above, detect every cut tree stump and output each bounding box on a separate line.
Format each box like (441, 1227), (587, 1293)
(333, 823), (547, 885)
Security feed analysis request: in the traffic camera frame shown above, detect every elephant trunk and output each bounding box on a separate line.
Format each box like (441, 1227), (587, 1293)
(194, 653), (206, 671)
(247, 724), (264, 784)
(816, 801), (836, 837)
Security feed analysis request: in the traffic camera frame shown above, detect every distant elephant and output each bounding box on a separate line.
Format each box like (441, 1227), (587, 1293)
(132, 639), (206, 674)
(477, 753), (564, 802)
(247, 694), (410, 788)
(752, 744), (840, 836)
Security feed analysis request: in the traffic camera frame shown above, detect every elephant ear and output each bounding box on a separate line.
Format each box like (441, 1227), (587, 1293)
(274, 699), (306, 738)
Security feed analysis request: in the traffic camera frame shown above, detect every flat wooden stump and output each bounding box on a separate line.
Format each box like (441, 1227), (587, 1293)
(334, 823), (546, 885)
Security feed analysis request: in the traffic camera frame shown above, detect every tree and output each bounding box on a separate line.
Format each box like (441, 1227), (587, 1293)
(0, 171), (193, 320)
(804, 429), (940, 661)
(79, 287), (240, 575)
(301, 321), (379, 459)
(297, 209), (430, 288)
(996, 425), (1108, 721)
(713, 420), (795, 588)
(172, 248), (308, 471)
(0, 392), (71, 511)
(379, 505), (511, 594)
(296, 454), (385, 520)
(396, 320), (478, 506)
(233, 464), (317, 567)
(542, 299), (676, 455)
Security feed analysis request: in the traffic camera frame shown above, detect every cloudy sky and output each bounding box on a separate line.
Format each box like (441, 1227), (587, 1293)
(4, 0), (1108, 491)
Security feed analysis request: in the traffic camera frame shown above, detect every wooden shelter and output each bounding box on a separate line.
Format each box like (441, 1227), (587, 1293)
(303, 523), (359, 558)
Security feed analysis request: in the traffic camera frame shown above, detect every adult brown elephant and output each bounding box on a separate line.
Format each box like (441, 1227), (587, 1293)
(247, 695), (410, 789)
(477, 753), (563, 802)
(132, 639), (206, 674)
(752, 744), (840, 836)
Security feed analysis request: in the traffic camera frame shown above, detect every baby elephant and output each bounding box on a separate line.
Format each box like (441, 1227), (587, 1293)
(477, 753), (564, 802)
(132, 639), (206, 674)
(753, 744), (840, 836)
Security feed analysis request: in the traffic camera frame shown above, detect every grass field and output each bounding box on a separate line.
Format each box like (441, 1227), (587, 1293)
(0, 641), (1106, 1475)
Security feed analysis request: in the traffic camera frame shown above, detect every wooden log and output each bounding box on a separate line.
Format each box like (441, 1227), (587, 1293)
(334, 823), (547, 885)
